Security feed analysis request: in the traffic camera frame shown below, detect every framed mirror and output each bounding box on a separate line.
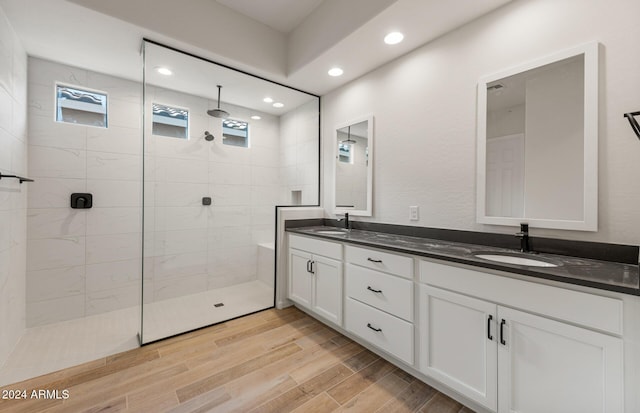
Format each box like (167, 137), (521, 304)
(333, 115), (373, 216)
(476, 42), (598, 231)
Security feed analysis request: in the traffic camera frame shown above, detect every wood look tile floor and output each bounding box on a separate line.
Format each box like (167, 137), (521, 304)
(0, 307), (475, 413)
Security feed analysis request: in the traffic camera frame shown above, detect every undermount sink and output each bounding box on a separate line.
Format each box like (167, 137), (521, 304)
(315, 229), (349, 235)
(474, 253), (559, 268)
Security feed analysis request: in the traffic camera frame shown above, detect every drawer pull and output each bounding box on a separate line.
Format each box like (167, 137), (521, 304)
(367, 258), (383, 263)
(367, 286), (383, 294)
(367, 323), (382, 332)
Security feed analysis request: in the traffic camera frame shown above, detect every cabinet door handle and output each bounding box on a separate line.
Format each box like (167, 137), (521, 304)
(487, 315), (493, 341)
(310, 261), (315, 274)
(500, 319), (506, 345)
(367, 323), (382, 332)
(306, 260), (311, 273)
(367, 258), (383, 263)
(367, 286), (383, 294)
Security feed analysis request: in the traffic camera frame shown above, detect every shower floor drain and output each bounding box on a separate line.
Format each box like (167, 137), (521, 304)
(213, 303), (224, 307)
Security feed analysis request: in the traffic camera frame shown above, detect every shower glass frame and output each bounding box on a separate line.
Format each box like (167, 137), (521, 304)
(140, 39), (320, 344)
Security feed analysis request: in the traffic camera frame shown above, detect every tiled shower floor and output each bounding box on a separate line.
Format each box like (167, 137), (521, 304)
(0, 280), (273, 386)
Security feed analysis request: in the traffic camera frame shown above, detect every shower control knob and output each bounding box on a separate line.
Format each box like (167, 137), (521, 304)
(71, 193), (93, 209)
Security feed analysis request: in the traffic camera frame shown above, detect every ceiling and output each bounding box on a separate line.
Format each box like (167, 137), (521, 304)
(145, 42), (316, 115)
(215, 0), (324, 33)
(0, 0), (512, 97)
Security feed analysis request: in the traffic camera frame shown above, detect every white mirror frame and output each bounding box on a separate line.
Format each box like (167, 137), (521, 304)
(476, 42), (599, 231)
(333, 114), (373, 216)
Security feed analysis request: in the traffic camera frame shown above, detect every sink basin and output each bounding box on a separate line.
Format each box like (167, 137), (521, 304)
(474, 253), (559, 268)
(315, 229), (349, 235)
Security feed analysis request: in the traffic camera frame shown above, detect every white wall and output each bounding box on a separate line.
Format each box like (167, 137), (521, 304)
(0, 6), (27, 368)
(487, 104), (524, 139)
(321, 0), (640, 245)
(279, 99), (320, 206)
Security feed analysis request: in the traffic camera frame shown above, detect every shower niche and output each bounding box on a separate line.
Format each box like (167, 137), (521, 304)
(141, 41), (320, 343)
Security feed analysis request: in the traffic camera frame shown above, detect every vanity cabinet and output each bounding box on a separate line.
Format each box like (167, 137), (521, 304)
(286, 230), (630, 413)
(344, 245), (414, 364)
(419, 285), (498, 410)
(288, 234), (343, 325)
(419, 260), (624, 413)
(497, 305), (622, 413)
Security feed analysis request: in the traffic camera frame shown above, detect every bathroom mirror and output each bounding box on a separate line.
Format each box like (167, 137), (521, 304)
(476, 42), (598, 231)
(334, 115), (373, 216)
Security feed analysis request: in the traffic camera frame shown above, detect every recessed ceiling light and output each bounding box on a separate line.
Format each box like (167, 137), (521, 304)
(273, 102), (284, 108)
(328, 67), (344, 77)
(384, 32), (404, 45)
(251, 115), (261, 120)
(155, 66), (173, 76)
(263, 97), (273, 103)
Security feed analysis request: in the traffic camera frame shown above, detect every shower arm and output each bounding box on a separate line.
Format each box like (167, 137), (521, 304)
(623, 111), (640, 140)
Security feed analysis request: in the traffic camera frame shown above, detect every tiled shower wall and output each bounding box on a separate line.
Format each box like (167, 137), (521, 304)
(25, 57), (318, 327)
(280, 99), (320, 206)
(0, 9), (28, 367)
(26, 57), (142, 327)
(143, 85), (282, 301)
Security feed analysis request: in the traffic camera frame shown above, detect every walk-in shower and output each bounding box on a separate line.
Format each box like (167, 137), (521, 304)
(0, 40), (319, 385)
(141, 40), (320, 343)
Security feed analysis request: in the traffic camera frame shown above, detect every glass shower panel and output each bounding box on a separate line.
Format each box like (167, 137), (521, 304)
(141, 41), (319, 343)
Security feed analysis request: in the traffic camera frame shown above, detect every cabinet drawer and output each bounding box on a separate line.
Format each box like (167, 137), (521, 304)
(345, 297), (413, 364)
(289, 234), (342, 260)
(346, 264), (413, 321)
(345, 245), (413, 279)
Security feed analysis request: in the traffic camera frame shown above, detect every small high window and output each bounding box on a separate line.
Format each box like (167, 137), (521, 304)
(56, 85), (108, 128)
(222, 119), (249, 147)
(152, 103), (189, 139)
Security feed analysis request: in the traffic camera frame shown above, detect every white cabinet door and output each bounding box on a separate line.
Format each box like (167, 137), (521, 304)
(312, 255), (342, 325)
(288, 248), (313, 308)
(497, 306), (623, 413)
(419, 285), (498, 411)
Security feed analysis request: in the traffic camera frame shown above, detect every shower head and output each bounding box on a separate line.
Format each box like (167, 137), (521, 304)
(207, 85), (230, 119)
(204, 131), (215, 141)
(207, 108), (230, 118)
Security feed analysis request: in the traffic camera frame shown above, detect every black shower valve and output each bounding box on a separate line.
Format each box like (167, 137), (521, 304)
(71, 193), (93, 209)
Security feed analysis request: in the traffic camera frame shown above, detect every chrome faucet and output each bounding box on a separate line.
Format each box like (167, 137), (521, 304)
(337, 213), (350, 230)
(515, 223), (530, 253)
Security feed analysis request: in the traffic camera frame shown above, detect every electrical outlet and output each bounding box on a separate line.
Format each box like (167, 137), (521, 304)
(409, 206), (419, 221)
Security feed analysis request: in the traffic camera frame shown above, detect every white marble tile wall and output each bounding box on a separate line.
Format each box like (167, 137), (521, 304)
(25, 58), (318, 327)
(26, 57), (142, 327)
(143, 86), (284, 302)
(279, 99), (320, 205)
(0, 7), (27, 369)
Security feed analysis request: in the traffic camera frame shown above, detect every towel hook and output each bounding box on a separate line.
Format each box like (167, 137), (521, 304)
(623, 111), (640, 140)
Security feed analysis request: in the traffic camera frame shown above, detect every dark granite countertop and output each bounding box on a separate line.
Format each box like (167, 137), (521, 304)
(287, 225), (640, 296)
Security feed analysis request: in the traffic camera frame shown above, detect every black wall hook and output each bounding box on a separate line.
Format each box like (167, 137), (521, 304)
(623, 111), (640, 140)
